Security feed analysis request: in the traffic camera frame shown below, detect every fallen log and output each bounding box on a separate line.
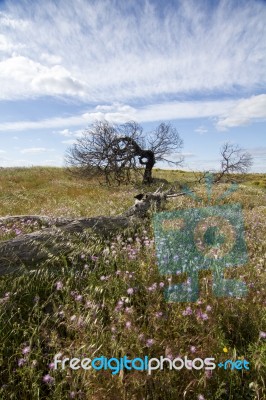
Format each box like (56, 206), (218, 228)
(0, 189), (184, 276)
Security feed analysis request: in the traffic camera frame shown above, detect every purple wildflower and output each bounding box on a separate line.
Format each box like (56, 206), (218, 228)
(182, 306), (193, 316)
(42, 374), (54, 384)
(155, 311), (163, 318)
(146, 338), (155, 347)
(55, 281), (63, 290)
(22, 346), (31, 355)
(18, 358), (26, 367)
(127, 288), (134, 295)
(259, 331), (266, 339)
(190, 346), (196, 353)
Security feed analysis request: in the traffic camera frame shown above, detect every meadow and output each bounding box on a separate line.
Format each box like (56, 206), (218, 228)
(0, 167), (265, 400)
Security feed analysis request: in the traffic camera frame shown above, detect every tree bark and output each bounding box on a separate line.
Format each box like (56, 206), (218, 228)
(0, 191), (170, 276)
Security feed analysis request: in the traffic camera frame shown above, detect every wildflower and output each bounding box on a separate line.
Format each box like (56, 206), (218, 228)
(91, 255), (98, 261)
(70, 315), (77, 322)
(84, 264), (89, 270)
(159, 282), (165, 288)
(127, 288), (134, 295)
(116, 270), (121, 275)
(75, 294), (83, 302)
(182, 306), (193, 316)
(100, 275), (106, 281)
(223, 347), (228, 353)
(205, 369), (212, 379)
(69, 392), (76, 398)
(259, 331), (266, 339)
(49, 362), (55, 369)
(42, 374), (54, 384)
(55, 281), (63, 290)
(125, 321), (132, 329)
(147, 283), (157, 292)
(22, 346), (31, 355)
(206, 305), (212, 312)
(155, 311), (163, 318)
(18, 358), (26, 367)
(190, 346), (196, 353)
(146, 338), (155, 347)
(196, 310), (208, 320)
(198, 395), (205, 400)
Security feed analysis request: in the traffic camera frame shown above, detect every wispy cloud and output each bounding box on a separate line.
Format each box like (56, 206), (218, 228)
(20, 147), (55, 154)
(1, 95), (265, 132)
(0, 0), (265, 103)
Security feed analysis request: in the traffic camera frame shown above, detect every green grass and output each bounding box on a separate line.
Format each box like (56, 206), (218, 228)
(0, 167), (265, 400)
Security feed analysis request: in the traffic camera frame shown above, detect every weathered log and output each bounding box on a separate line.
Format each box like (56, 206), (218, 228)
(0, 215), (133, 275)
(0, 190), (184, 276)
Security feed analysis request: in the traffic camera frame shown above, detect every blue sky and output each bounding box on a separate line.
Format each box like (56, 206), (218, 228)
(0, 0), (265, 172)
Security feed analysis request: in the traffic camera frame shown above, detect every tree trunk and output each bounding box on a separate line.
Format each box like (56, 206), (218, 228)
(139, 150), (156, 184)
(0, 190), (169, 276)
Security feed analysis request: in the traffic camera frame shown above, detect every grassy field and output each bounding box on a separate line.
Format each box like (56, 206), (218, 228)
(0, 167), (265, 400)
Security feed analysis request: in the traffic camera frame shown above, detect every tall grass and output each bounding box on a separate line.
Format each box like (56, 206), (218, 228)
(0, 167), (265, 399)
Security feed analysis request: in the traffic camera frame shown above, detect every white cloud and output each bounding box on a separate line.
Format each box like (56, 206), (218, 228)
(57, 128), (84, 138)
(0, 0), (265, 102)
(195, 126), (208, 134)
(0, 149), (6, 153)
(20, 147), (55, 154)
(0, 94), (265, 133)
(61, 139), (77, 145)
(0, 99), (237, 132)
(0, 56), (86, 100)
(216, 94), (266, 130)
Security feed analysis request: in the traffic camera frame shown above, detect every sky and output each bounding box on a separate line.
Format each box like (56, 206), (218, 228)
(0, 0), (265, 172)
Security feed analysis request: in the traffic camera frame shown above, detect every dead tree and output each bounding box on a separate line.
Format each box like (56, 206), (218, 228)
(0, 188), (188, 276)
(215, 142), (253, 182)
(65, 120), (183, 185)
(194, 143), (253, 184)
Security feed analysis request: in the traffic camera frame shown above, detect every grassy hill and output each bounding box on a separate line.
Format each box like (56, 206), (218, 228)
(0, 167), (265, 399)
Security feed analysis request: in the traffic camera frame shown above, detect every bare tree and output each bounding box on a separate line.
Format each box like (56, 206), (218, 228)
(65, 120), (183, 184)
(215, 142), (253, 182)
